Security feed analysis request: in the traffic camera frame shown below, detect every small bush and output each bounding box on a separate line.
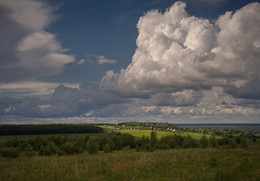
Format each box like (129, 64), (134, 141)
(86, 137), (99, 155)
(123, 145), (131, 151)
(23, 150), (36, 157)
(240, 137), (248, 148)
(199, 135), (208, 149)
(39, 141), (59, 156)
(103, 143), (112, 153)
(61, 141), (80, 155)
(0, 147), (21, 158)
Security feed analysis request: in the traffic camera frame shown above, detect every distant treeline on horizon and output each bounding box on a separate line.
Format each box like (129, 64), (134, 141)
(0, 124), (103, 135)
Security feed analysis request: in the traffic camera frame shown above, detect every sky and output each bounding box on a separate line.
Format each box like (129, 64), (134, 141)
(0, 0), (259, 124)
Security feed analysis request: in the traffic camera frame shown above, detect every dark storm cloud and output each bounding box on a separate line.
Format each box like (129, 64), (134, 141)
(224, 82), (260, 100)
(0, 84), (126, 118)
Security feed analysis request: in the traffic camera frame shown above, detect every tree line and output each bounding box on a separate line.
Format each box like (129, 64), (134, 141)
(0, 124), (103, 135)
(0, 131), (249, 158)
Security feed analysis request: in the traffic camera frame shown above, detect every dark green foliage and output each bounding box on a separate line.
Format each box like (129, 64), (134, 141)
(61, 141), (81, 155)
(0, 124), (254, 158)
(30, 136), (49, 151)
(0, 147), (20, 158)
(235, 136), (242, 144)
(158, 134), (198, 149)
(103, 143), (112, 153)
(218, 137), (229, 146)
(136, 135), (150, 151)
(39, 141), (59, 156)
(199, 135), (208, 148)
(157, 143), (170, 150)
(121, 133), (135, 148)
(4, 139), (26, 148)
(110, 133), (123, 150)
(86, 137), (99, 155)
(175, 135), (184, 148)
(117, 122), (178, 131)
(209, 136), (218, 148)
(0, 124), (103, 135)
(183, 135), (198, 148)
(240, 137), (248, 148)
(228, 138), (237, 148)
(150, 130), (157, 148)
(123, 145), (131, 151)
(48, 135), (68, 146)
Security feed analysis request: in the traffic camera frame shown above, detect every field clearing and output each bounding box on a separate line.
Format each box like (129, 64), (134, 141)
(101, 126), (216, 139)
(0, 147), (259, 181)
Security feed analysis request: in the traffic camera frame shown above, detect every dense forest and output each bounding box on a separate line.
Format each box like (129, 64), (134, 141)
(0, 130), (250, 158)
(0, 123), (257, 158)
(0, 124), (103, 135)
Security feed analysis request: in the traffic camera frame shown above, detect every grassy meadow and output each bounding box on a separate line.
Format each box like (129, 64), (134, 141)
(0, 147), (259, 181)
(0, 124), (260, 181)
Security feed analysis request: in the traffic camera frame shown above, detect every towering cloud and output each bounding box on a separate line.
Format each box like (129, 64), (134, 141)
(0, 0), (74, 83)
(101, 1), (260, 99)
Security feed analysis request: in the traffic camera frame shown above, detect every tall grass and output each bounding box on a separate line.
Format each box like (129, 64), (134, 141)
(0, 147), (259, 181)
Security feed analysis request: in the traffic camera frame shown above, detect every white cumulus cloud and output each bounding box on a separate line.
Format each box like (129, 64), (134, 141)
(101, 1), (260, 99)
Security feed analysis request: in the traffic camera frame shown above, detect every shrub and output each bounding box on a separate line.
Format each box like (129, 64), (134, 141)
(103, 143), (112, 153)
(123, 145), (131, 151)
(209, 136), (218, 148)
(0, 147), (20, 158)
(157, 143), (170, 150)
(23, 150), (36, 156)
(61, 141), (80, 155)
(240, 137), (248, 148)
(199, 135), (208, 149)
(86, 137), (99, 155)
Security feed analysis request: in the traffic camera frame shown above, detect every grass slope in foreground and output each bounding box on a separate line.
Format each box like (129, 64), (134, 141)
(0, 123), (259, 180)
(0, 148), (259, 181)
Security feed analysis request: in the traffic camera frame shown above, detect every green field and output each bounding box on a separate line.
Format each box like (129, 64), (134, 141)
(101, 126), (216, 139)
(0, 147), (259, 181)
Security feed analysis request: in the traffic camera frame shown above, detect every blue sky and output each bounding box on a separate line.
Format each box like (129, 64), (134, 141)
(0, 0), (259, 124)
(42, 0), (257, 83)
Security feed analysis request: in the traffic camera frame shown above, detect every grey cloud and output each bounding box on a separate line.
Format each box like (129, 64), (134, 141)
(0, 84), (126, 118)
(224, 82), (260, 100)
(1, 84), (259, 121)
(149, 90), (203, 106)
